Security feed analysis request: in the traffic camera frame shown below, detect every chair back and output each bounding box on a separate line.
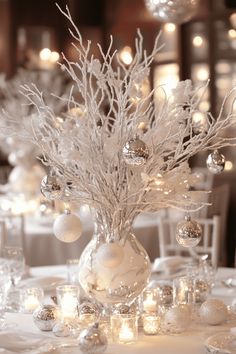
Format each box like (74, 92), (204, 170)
(157, 215), (221, 266)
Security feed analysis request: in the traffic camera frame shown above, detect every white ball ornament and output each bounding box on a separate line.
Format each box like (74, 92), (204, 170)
(53, 211), (82, 243)
(96, 242), (124, 268)
(199, 299), (228, 325)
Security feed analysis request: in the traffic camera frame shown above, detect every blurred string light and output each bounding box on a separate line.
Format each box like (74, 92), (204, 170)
(225, 160), (233, 171)
(228, 29), (236, 49)
(229, 13), (236, 29)
(39, 48), (60, 69)
(228, 29), (236, 39)
(119, 46), (133, 66)
(163, 23), (176, 32)
(196, 67), (209, 81)
(192, 111), (208, 134)
(193, 35), (203, 47)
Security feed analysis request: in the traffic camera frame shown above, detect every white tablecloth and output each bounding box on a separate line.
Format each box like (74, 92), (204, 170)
(2, 266), (236, 354)
(24, 212), (161, 266)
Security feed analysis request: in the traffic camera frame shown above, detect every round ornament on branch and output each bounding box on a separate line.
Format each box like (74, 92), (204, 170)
(123, 136), (149, 166)
(176, 216), (202, 248)
(206, 150), (225, 174)
(53, 210), (82, 243)
(78, 323), (108, 354)
(96, 241), (124, 268)
(41, 173), (64, 200)
(145, 0), (200, 24)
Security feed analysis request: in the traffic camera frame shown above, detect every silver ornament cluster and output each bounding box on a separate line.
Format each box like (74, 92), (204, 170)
(78, 323), (108, 354)
(78, 302), (100, 318)
(145, 0), (200, 24)
(41, 174), (64, 200)
(176, 216), (202, 248)
(123, 137), (149, 166)
(206, 150), (225, 174)
(33, 304), (59, 331)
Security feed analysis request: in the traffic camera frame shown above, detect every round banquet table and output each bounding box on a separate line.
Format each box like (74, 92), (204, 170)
(2, 266), (236, 354)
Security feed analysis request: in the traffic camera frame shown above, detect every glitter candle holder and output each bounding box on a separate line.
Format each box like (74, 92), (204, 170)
(111, 314), (138, 344)
(142, 314), (160, 335)
(173, 276), (195, 305)
(142, 288), (158, 313)
(56, 285), (79, 320)
(20, 287), (44, 314)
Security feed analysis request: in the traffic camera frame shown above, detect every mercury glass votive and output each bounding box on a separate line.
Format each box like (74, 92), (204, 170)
(173, 276), (195, 305)
(111, 314), (138, 344)
(20, 287), (44, 314)
(194, 278), (210, 303)
(142, 314), (160, 335)
(56, 285), (79, 320)
(142, 288), (158, 313)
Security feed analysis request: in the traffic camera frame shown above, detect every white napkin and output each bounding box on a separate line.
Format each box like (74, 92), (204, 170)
(152, 256), (187, 274)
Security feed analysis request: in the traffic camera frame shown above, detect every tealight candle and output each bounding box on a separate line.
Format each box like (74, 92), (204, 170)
(111, 314), (138, 344)
(56, 285), (79, 319)
(142, 314), (160, 335)
(142, 289), (157, 313)
(20, 287), (44, 314)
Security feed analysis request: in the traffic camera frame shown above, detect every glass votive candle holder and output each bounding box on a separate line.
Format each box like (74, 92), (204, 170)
(142, 288), (158, 313)
(66, 259), (80, 284)
(20, 287), (44, 314)
(142, 314), (160, 335)
(111, 314), (138, 344)
(56, 285), (79, 320)
(173, 276), (195, 305)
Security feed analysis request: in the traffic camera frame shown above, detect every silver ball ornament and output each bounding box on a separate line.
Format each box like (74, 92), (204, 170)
(78, 302), (100, 318)
(206, 150), (225, 174)
(199, 299), (228, 325)
(53, 211), (83, 243)
(176, 216), (202, 248)
(123, 137), (149, 166)
(113, 304), (132, 315)
(33, 304), (59, 331)
(78, 323), (108, 354)
(145, 0), (200, 24)
(41, 174), (64, 200)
